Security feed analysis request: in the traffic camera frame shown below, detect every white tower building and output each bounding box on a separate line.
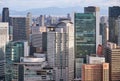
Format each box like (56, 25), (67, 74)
(47, 20), (74, 81)
(0, 23), (9, 80)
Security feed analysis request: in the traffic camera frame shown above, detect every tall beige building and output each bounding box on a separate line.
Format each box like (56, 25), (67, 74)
(104, 46), (120, 81)
(47, 20), (74, 81)
(0, 23), (9, 80)
(0, 23), (9, 56)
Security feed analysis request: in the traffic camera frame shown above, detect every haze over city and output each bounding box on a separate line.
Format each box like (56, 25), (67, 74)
(0, 0), (119, 10)
(0, 0), (120, 16)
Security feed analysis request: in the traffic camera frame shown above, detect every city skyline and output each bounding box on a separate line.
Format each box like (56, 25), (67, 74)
(1, 1), (120, 81)
(0, 0), (120, 11)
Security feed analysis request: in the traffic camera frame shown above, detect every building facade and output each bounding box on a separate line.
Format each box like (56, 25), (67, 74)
(82, 63), (109, 81)
(117, 16), (120, 46)
(73, 13), (96, 80)
(0, 23), (9, 81)
(104, 46), (120, 81)
(12, 57), (54, 81)
(74, 13), (96, 57)
(47, 21), (74, 81)
(31, 26), (47, 53)
(0, 23), (9, 59)
(87, 56), (105, 64)
(109, 6), (120, 44)
(73, 6), (100, 80)
(5, 41), (29, 81)
(75, 58), (84, 79)
(27, 12), (32, 26)
(10, 17), (29, 41)
(100, 16), (108, 45)
(84, 6), (100, 51)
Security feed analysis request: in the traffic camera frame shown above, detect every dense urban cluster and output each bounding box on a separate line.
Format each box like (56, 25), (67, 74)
(0, 6), (120, 81)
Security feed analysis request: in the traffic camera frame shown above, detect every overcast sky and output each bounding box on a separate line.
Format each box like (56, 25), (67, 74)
(0, 0), (120, 11)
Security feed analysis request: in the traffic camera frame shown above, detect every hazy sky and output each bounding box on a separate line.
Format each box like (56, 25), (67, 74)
(0, 0), (120, 11)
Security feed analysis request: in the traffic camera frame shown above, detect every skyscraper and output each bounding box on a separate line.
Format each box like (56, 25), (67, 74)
(47, 20), (74, 81)
(0, 23), (9, 81)
(109, 6), (120, 44)
(10, 17), (29, 41)
(73, 13), (96, 80)
(84, 6), (100, 51)
(38, 15), (45, 26)
(2, 7), (9, 22)
(5, 41), (29, 81)
(104, 46), (120, 81)
(118, 16), (120, 46)
(100, 16), (108, 45)
(73, 6), (100, 80)
(74, 13), (96, 57)
(113, 15), (120, 46)
(27, 12), (32, 26)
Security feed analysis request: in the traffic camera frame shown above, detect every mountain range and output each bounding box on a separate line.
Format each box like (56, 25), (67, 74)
(9, 6), (108, 16)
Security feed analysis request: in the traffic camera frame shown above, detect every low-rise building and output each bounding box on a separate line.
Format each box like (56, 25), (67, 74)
(12, 57), (54, 81)
(82, 63), (109, 81)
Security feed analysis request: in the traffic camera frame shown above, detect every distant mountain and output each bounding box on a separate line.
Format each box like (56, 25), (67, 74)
(9, 6), (108, 16)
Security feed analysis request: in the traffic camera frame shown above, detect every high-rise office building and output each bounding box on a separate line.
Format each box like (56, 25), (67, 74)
(100, 16), (108, 45)
(27, 12), (32, 26)
(73, 6), (100, 80)
(104, 46), (120, 81)
(75, 58), (84, 80)
(73, 13), (96, 80)
(84, 6), (100, 51)
(31, 33), (47, 52)
(38, 15), (45, 26)
(116, 16), (120, 45)
(31, 26), (47, 53)
(74, 13), (96, 57)
(0, 23), (9, 59)
(47, 20), (74, 81)
(2, 7), (9, 22)
(0, 23), (9, 81)
(5, 41), (29, 81)
(82, 63), (109, 81)
(109, 6), (120, 44)
(10, 17), (29, 41)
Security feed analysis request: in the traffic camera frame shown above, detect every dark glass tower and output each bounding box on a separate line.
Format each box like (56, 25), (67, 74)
(109, 6), (120, 44)
(74, 13), (96, 80)
(2, 7), (9, 22)
(84, 6), (100, 52)
(74, 13), (96, 57)
(100, 16), (108, 45)
(5, 41), (25, 81)
(10, 17), (29, 41)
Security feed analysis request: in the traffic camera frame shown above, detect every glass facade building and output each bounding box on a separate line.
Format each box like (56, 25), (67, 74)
(109, 6), (120, 44)
(10, 17), (29, 41)
(2, 7), (9, 22)
(74, 13), (96, 57)
(5, 41), (24, 81)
